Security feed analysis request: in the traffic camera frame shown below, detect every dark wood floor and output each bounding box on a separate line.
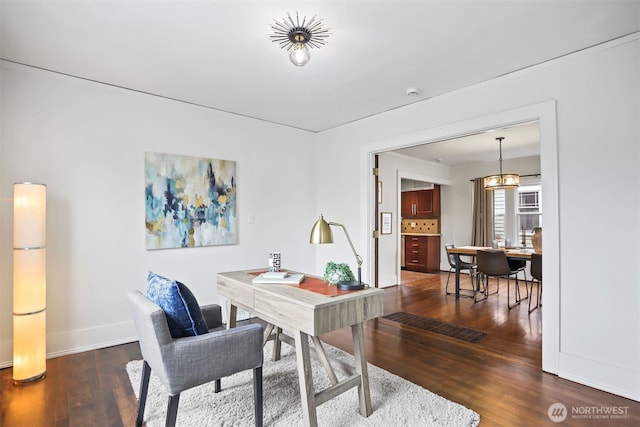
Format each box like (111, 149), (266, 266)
(2, 271), (639, 426)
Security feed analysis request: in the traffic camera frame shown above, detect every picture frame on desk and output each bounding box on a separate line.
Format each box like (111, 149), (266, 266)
(381, 212), (392, 235)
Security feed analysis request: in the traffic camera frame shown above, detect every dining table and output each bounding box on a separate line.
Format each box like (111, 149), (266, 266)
(447, 246), (536, 299)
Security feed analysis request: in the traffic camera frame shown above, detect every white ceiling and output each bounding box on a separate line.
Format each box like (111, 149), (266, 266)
(391, 121), (541, 166)
(1, 1), (639, 161)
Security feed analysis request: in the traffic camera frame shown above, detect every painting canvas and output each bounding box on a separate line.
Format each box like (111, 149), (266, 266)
(145, 152), (237, 249)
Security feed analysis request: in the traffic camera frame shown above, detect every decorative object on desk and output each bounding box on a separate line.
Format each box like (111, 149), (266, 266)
(269, 11), (330, 67)
(262, 271), (288, 280)
(484, 137), (519, 190)
(531, 227), (542, 252)
(310, 215), (364, 290)
(322, 262), (354, 285)
(13, 182), (47, 384)
(145, 152), (237, 249)
(126, 341), (480, 427)
(252, 271), (305, 284)
(268, 251), (281, 272)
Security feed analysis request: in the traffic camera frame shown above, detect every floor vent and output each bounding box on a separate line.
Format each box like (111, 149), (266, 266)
(382, 312), (488, 343)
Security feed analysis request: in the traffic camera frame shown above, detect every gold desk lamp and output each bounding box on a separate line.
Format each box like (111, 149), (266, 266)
(309, 215), (364, 290)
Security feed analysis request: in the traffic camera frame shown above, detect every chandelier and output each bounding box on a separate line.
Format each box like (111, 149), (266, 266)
(269, 12), (330, 67)
(484, 137), (520, 190)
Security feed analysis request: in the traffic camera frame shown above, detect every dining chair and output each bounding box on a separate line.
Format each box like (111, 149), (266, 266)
(445, 244), (476, 298)
(508, 258), (529, 301)
(128, 290), (264, 427)
(528, 253), (542, 313)
(474, 250), (526, 309)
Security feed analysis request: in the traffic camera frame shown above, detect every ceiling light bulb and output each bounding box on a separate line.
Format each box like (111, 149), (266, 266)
(289, 43), (311, 67)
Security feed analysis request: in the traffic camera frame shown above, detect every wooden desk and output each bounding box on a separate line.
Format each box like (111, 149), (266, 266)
(447, 246), (535, 299)
(217, 270), (384, 427)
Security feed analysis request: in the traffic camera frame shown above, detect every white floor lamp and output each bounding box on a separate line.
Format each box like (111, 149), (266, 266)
(13, 182), (47, 384)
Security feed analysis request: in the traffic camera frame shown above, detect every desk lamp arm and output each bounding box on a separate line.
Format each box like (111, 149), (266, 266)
(329, 222), (363, 284)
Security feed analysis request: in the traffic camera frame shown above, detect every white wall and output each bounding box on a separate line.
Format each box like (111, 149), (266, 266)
(376, 152), (451, 287)
(315, 36), (639, 400)
(0, 62), (316, 365)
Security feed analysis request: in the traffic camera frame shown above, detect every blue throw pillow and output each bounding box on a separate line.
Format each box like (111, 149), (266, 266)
(146, 271), (209, 338)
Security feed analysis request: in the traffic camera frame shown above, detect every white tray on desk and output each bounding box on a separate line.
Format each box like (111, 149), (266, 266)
(252, 272), (305, 284)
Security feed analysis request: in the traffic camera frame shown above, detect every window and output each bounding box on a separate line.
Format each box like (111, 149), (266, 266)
(493, 189), (506, 241)
(517, 184), (542, 247)
(492, 180), (542, 247)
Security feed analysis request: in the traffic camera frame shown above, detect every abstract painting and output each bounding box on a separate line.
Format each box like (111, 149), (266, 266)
(145, 152), (237, 249)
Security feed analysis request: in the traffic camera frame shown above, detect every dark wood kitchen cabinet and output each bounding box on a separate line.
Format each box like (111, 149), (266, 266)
(401, 185), (440, 218)
(404, 235), (441, 273)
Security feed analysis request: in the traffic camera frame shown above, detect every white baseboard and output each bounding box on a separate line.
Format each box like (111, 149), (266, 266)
(0, 320), (137, 369)
(559, 352), (640, 402)
(0, 314), (257, 369)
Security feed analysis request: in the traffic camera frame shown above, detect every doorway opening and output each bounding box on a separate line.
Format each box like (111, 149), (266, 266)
(364, 101), (559, 374)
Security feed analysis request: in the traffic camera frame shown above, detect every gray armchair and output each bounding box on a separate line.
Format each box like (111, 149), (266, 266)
(128, 290), (264, 427)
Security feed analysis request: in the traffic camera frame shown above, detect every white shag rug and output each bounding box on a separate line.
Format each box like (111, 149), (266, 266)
(126, 341), (480, 426)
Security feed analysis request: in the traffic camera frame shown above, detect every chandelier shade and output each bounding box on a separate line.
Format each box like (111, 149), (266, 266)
(484, 173), (520, 190)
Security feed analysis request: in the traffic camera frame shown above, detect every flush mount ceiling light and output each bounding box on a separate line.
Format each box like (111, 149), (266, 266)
(406, 87), (421, 97)
(484, 137), (520, 190)
(269, 12), (330, 67)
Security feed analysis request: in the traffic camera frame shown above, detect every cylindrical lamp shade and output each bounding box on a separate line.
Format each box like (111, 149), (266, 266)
(14, 183), (46, 248)
(13, 311), (46, 382)
(13, 249), (46, 314)
(13, 182), (47, 384)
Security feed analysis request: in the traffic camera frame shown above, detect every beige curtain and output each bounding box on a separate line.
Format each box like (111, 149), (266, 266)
(471, 178), (494, 246)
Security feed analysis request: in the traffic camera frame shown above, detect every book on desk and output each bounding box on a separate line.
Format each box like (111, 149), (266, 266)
(251, 271), (305, 284)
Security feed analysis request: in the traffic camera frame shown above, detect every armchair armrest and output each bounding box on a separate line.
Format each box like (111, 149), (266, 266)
(163, 323), (264, 395)
(200, 304), (223, 330)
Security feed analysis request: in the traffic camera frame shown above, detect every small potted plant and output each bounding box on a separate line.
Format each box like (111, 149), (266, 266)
(323, 262), (355, 285)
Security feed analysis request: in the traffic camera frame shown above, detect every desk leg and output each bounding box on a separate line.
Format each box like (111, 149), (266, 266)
(352, 323), (373, 417)
(294, 330), (317, 427)
(311, 336), (338, 385)
(273, 327), (282, 361)
(226, 302), (237, 329)
(262, 324), (274, 345)
(261, 324), (283, 360)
